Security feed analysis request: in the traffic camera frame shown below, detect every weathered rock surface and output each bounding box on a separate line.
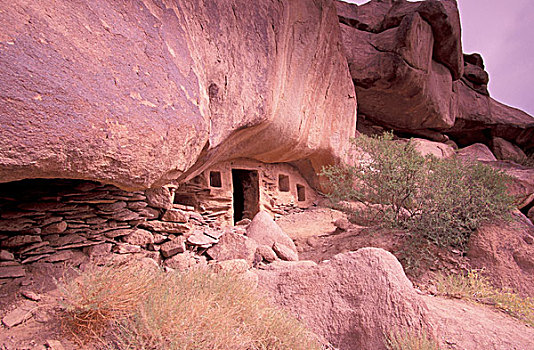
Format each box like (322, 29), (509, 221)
(247, 211), (298, 256)
(483, 161), (534, 209)
(456, 143), (497, 162)
(409, 138), (455, 159)
(256, 248), (431, 350)
(0, 0), (356, 189)
(207, 230), (257, 264)
(337, 0), (534, 153)
(491, 137), (527, 163)
(468, 211), (534, 297)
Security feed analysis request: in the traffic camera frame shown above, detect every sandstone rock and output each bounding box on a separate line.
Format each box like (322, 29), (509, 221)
(456, 143), (497, 162)
(112, 243), (142, 254)
(256, 248), (431, 349)
(0, 218), (35, 231)
(0, 265), (25, 278)
(272, 242), (299, 262)
(0, 0), (356, 191)
(83, 243), (112, 258)
(383, 0), (464, 80)
(45, 250), (74, 263)
(528, 207), (534, 223)
(468, 211), (534, 297)
(410, 138), (455, 159)
(106, 209), (140, 221)
(145, 187), (175, 210)
(187, 231), (218, 247)
(122, 229), (154, 246)
(207, 231), (257, 264)
(212, 259), (250, 274)
(491, 137), (527, 163)
(160, 236), (186, 258)
(256, 245), (278, 263)
(342, 21), (455, 130)
(334, 217), (350, 231)
(164, 251), (196, 271)
(137, 207), (160, 219)
(21, 290), (41, 302)
(484, 161), (534, 209)
(0, 249), (14, 261)
(247, 211), (297, 254)
(140, 220), (190, 235)
(45, 340), (65, 350)
(48, 234), (84, 247)
(41, 221), (67, 234)
(127, 201), (148, 211)
(1, 235), (42, 248)
(463, 62), (489, 86)
(161, 209), (189, 223)
(2, 301), (35, 328)
(446, 82), (534, 152)
(96, 201), (127, 212)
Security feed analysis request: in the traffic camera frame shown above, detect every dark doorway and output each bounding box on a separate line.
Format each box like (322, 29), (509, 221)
(232, 169), (260, 224)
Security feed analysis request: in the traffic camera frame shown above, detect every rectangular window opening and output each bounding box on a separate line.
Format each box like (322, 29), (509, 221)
(296, 184), (306, 202)
(209, 171), (222, 188)
(278, 174), (290, 192)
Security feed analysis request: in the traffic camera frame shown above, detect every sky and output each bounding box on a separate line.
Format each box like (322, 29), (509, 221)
(340, 0), (534, 117)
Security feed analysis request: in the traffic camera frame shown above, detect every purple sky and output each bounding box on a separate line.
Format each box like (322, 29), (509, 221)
(341, 0), (534, 117)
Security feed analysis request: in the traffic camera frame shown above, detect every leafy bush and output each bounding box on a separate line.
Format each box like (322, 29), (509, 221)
(435, 270), (534, 326)
(59, 263), (321, 350)
(321, 132), (514, 252)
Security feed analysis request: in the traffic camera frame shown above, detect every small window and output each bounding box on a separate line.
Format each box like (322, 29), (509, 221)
(278, 174), (290, 192)
(209, 171), (222, 188)
(296, 184), (306, 201)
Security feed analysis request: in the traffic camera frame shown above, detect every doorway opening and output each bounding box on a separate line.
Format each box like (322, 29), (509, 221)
(232, 169), (260, 224)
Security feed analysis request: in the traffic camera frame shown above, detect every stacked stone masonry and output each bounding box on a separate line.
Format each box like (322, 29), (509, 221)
(0, 159), (315, 280)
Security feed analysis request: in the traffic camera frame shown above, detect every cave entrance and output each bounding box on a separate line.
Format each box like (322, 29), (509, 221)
(232, 169), (259, 224)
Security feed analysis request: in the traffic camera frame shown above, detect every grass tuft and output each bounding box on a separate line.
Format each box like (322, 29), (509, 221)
(434, 270), (534, 326)
(58, 263), (322, 350)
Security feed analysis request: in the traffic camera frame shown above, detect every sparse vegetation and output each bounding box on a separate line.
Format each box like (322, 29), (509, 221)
(435, 270), (534, 327)
(58, 263), (322, 350)
(321, 132), (514, 269)
(385, 329), (440, 350)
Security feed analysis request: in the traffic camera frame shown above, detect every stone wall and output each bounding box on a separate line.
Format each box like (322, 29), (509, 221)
(0, 159), (316, 280)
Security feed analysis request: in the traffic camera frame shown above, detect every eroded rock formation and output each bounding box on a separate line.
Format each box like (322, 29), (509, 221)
(336, 0), (534, 153)
(256, 248), (432, 350)
(0, 0), (357, 189)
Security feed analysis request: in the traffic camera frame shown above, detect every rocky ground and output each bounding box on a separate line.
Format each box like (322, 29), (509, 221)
(1, 205), (534, 350)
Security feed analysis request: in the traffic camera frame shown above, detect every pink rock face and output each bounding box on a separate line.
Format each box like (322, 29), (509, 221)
(256, 248), (432, 350)
(456, 143), (497, 162)
(468, 211), (534, 297)
(0, 0), (356, 189)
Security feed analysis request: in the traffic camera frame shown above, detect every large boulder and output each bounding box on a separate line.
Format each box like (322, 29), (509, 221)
(446, 81), (534, 152)
(247, 211), (298, 259)
(339, 1), (458, 130)
(483, 161), (534, 209)
(456, 143), (497, 162)
(468, 211), (534, 297)
(337, 0), (534, 153)
(256, 248), (432, 350)
(0, 0), (356, 189)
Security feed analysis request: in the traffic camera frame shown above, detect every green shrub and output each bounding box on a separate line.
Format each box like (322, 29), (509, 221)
(58, 263), (322, 350)
(321, 132), (514, 253)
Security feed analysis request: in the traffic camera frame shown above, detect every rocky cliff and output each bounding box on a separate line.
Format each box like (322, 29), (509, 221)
(0, 0), (357, 189)
(336, 0), (534, 152)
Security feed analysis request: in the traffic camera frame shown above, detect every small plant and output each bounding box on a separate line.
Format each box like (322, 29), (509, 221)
(321, 132), (515, 269)
(58, 263), (321, 350)
(435, 270), (534, 326)
(385, 329), (440, 350)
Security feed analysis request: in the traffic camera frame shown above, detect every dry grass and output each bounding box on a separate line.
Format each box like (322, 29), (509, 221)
(434, 270), (534, 326)
(385, 330), (440, 350)
(58, 263), (321, 350)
